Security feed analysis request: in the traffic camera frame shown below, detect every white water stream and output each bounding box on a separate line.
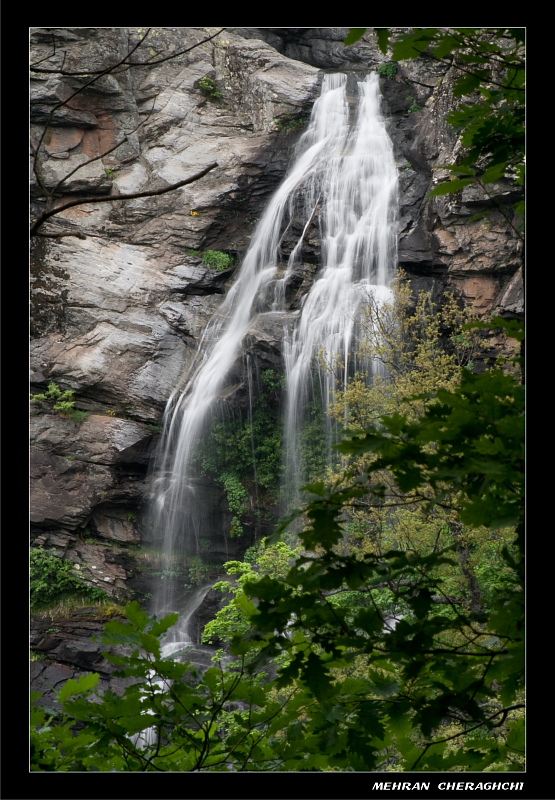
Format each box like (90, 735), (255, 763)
(147, 70), (398, 653)
(282, 72), (398, 498)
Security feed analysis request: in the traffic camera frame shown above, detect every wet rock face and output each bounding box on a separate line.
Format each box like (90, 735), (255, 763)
(31, 609), (137, 710)
(30, 27), (319, 595)
(30, 28), (522, 688)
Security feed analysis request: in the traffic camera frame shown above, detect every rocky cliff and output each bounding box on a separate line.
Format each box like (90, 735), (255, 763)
(30, 27), (523, 693)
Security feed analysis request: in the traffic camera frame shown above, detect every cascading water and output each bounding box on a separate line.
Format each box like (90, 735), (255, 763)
(146, 71), (398, 655)
(282, 72), (398, 500)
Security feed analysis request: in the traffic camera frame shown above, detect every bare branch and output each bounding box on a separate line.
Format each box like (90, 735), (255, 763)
(50, 137), (129, 198)
(31, 28), (226, 239)
(31, 30), (155, 194)
(30, 162), (218, 236)
(48, 97), (157, 199)
(124, 28), (225, 69)
(34, 231), (88, 240)
(30, 28), (224, 75)
(29, 33), (57, 67)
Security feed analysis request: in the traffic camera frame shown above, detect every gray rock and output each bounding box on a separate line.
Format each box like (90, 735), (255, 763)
(30, 28), (523, 684)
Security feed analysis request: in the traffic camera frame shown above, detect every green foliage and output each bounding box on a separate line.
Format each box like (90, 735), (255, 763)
(275, 115), (309, 132)
(71, 409), (91, 422)
(30, 381), (76, 414)
(145, 422), (163, 432)
(344, 28), (367, 46)
(298, 389), (331, 484)
(378, 61), (398, 79)
(345, 28), (525, 217)
(184, 247), (236, 271)
(31, 601), (315, 772)
(198, 75), (222, 99)
(328, 275), (482, 432)
(30, 549), (108, 611)
(196, 369), (285, 536)
(407, 102), (421, 113)
(185, 554), (213, 588)
(201, 250), (235, 272)
(32, 357), (524, 772)
(235, 320), (524, 771)
(202, 542), (300, 646)
(30, 649), (47, 661)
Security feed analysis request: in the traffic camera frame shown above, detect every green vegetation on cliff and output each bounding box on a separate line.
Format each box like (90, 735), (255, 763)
(31, 316), (524, 771)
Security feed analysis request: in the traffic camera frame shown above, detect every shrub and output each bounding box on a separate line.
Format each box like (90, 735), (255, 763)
(30, 549), (107, 611)
(378, 61), (398, 79)
(198, 76), (222, 99)
(201, 250), (235, 272)
(275, 115), (309, 132)
(30, 382), (76, 414)
(186, 554), (213, 587)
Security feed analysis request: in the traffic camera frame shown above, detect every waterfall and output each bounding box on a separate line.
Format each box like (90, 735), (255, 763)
(147, 71), (398, 647)
(282, 72), (398, 499)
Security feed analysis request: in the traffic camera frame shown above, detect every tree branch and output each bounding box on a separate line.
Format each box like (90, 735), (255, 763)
(47, 95), (157, 199)
(30, 28), (225, 75)
(410, 703), (525, 770)
(30, 162), (218, 237)
(31, 28), (223, 214)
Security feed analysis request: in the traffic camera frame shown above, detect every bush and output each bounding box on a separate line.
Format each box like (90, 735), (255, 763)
(198, 76), (222, 99)
(275, 116), (309, 132)
(30, 549), (107, 611)
(201, 250), (235, 272)
(378, 61), (398, 79)
(30, 382), (76, 414)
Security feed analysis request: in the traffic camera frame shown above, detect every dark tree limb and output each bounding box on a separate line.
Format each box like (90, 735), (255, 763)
(30, 162), (218, 237)
(47, 96), (157, 199)
(30, 28), (225, 75)
(31, 27), (223, 224)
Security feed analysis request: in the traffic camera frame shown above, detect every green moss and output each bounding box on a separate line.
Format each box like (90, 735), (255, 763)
(30, 649), (47, 661)
(275, 116), (309, 132)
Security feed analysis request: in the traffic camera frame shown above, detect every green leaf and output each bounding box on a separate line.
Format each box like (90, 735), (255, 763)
(391, 30), (439, 60)
(506, 717), (525, 752)
(453, 74), (481, 97)
(481, 161), (508, 183)
(57, 672), (99, 703)
(429, 178), (474, 196)
(432, 34), (461, 59)
(303, 652), (334, 700)
(344, 28), (366, 46)
(150, 612), (179, 637)
(375, 28), (391, 55)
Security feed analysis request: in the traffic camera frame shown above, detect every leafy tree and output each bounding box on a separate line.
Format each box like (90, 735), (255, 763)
(31, 321), (524, 771)
(237, 320), (524, 770)
(346, 28), (525, 229)
(202, 542), (301, 647)
(324, 276), (497, 623)
(30, 600), (317, 771)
